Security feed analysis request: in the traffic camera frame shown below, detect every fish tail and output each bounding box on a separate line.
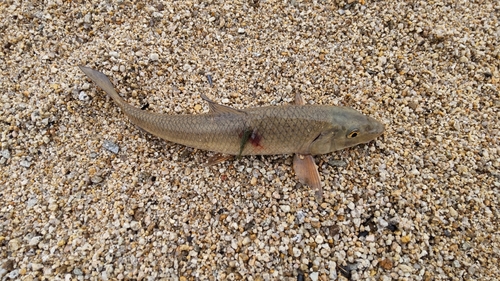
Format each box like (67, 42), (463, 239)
(78, 66), (127, 108)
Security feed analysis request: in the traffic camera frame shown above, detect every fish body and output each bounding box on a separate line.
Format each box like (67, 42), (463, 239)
(79, 66), (385, 200)
(120, 104), (381, 156)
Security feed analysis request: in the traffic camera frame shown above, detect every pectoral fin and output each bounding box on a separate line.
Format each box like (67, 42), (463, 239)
(293, 154), (323, 201)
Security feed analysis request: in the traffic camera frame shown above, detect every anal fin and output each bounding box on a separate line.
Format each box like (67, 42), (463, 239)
(206, 153), (234, 166)
(293, 154), (323, 201)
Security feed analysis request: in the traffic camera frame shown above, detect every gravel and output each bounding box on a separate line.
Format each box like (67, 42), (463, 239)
(1, 0), (499, 280)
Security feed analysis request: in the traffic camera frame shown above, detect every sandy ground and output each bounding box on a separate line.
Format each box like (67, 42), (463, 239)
(1, 0), (499, 280)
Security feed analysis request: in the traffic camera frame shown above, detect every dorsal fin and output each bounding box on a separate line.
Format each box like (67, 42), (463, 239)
(201, 93), (246, 115)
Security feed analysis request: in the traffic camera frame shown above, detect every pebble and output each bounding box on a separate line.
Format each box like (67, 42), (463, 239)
(401, 235), (411, 243)
(91, 175), (103, 184)
(7, 270), (19, 279)
(31, 263), (43, 271)
(379, 258), (393, 270)
(328, 159), (347, 167)
(250, 177), (258, 185)
(280, 205), (291, 213)
(102, 140), (119, 154)
(150, 53), (159, 61)
(20, 159), (31, 168)
(347, 202), (355, 210)
(8, 239), (20, 251)
(78, 91), (89, 101)
(73, 268), (83, 275)
(292, 247), (301, 257)
(399, 264), (413, 273)
(84, 13), (92, 23)
(27, 198), (38, 208)
(315, 235), (324, 244)
(48, 203), (58, 211)
(29, 236), (42, 246)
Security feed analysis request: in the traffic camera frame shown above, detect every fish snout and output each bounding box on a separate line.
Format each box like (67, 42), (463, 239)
(365, 118), (385, 137)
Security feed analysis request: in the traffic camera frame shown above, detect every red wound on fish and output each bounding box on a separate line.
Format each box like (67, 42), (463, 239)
(249, 130), (263, 148)
(238, 128), (264, 157)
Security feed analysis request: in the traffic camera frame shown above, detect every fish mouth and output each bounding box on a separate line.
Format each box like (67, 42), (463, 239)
(368, 121), (385, 137)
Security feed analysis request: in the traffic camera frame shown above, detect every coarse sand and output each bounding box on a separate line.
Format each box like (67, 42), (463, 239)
(1, 1), (499, 280)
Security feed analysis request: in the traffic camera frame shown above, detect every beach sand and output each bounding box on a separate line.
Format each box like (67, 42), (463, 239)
(1, 0), (498, 280)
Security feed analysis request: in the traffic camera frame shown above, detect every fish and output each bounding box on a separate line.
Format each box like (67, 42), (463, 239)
(79, 66), (385, 200)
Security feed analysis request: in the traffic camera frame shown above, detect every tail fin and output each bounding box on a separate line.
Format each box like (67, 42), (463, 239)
(78, 66), (126, 108)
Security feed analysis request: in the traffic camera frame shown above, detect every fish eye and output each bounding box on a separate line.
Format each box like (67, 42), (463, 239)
(347, 130), (359, 138)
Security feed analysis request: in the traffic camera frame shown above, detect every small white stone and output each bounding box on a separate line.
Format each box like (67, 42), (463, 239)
(109, 51), (119, 58)
(221, 98), (230, 104)
(150, 53), (159, 61)
(366, 234), (375, 242)
(152, 11), (163, 18)
(310, 272), (319, 281)
(31, 263), (44, 271)
(419, 250), (428, 258)
(280, 205), (291, 213)
(78, 91), (89, 101)
(347, 202), (355, 210)
(449, 207), (458, 217)
(237, 28), (245, 34)
(1, 149), (10, 159)
(378, 218), (388, 228)
(7, 270), (19, 279)
(272, 191), (281, 199)
(410, 168), (420, 175)
(9, 239), (20, 251)
(242, 237), (251, 245)
(130, 221), (140, 231)
(315, 235), (324, 244)
(20, 159), (31, 168)
(84, 13), (92, 23)
(292, 247), (301, 257)
(399, 264), (413, 273)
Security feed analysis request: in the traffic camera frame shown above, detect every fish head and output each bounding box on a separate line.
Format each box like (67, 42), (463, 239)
(309, 107), (385, 154)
